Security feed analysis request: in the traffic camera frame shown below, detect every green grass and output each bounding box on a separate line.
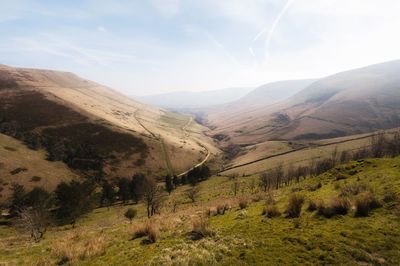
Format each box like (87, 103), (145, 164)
(1, 157), (400, 265)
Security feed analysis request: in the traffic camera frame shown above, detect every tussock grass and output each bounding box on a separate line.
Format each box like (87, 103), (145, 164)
(132, 220), (160, 244)
(51, 229), (107, 264)
(285, 194), (305, 218)
(354, 192), (381, 217)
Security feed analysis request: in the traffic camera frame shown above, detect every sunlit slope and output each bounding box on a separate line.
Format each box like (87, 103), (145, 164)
(0, 65), (218, 178)
(0, 133), (78, 202)
(208, 60), (400, 145)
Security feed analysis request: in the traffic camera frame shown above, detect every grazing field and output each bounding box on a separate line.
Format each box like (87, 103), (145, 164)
(1, 156), (399, 265)
(221, 129), (400, 176)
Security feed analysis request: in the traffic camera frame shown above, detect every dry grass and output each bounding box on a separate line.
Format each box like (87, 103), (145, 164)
(190, 214), (213, 240)
(354, 193), (381, 217)
(316, 197), (351, 218)
(285, 194), (305, 218)
(262, 205), (281, 218)
(51, 229), (107, 264)
(238, 197), (249, 209)
(132, 220), (160, 244)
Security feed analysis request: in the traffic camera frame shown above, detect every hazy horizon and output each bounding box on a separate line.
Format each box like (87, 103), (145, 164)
(1, 0), (400, 95)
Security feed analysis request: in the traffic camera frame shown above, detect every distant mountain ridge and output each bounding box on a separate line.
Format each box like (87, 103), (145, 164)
(207, 60), (400, 144)
(137, 87), (253, 109)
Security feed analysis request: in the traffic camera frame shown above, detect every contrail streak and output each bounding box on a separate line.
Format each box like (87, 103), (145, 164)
(249, 0), (294, 63)
(264, 0), (294, 61)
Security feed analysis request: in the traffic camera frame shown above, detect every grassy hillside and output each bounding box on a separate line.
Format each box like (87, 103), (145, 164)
(208, 60), (400, 145)
(0, 133), (78, 203)
(1, 156), (399, 265)
(0, 65), (219, 181)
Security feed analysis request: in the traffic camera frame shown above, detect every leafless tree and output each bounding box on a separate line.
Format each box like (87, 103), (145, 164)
(142, 177), (166, 218)
(186, 186), (201, 203)
(231, 180), (240, 196)
(259, 172), (271, 192)
(16, 208), (50, 242)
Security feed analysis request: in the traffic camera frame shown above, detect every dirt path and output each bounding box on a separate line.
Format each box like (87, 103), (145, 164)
(177, 116), (211, 177)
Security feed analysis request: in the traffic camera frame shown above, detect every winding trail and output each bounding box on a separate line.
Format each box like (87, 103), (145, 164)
(134, 111), (210, 177)
(177, 116), (211, 177)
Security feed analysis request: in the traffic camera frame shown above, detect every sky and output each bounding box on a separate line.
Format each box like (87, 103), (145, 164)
(1, 0), (400, 96)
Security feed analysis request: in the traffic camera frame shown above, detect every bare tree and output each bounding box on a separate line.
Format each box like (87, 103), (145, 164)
(331, 146), (339, 166)
(248, 177), (257, 194)
(16, 208), (50, 242)
(273, 163), (284, 189)
(259, 172), (271, 192)
(231, 180), (240, 196)
(142, 177), (166, 218)
(371, 133), (386, 158)
(186, 186), (201, 203)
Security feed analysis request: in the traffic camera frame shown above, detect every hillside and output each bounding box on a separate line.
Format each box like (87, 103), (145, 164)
(0, 133), (78, 202)
(1, 156), (399, 265)
(207, 61), (400, 145)
(0, 65), (219, 180)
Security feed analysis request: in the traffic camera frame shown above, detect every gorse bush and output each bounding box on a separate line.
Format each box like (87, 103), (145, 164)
(354, 193), (381, 217)
(285, 194), (305, 218)
(124, 208), (137, 223)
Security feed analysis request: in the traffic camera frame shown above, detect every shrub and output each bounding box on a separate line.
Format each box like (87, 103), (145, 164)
(216, 203), (229, 215)
(307, 200), (317, 212)
(238, 197), (248, 209)
(354, 193), (381, 217)
(132, 221), (160, 244)
(124, 208), (137, 223)
(317, 198), (350, 218)
(285, 194), (305, 218)
(383, 189), (399, 203)
(190, 215), (213, 240)
(307, 182), (322, 192)
(262, 205), (281, 218)
(30, 176), (42, 182)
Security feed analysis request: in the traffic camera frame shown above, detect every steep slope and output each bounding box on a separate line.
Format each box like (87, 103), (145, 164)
(0, 65), (218, 179)
(138, 87), (253, 109)
(208, 61), (400, 145)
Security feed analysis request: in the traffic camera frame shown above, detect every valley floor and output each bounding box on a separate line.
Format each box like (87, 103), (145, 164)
(1, 157), (400, 265)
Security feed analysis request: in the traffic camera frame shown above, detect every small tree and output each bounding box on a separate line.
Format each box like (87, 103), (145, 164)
(101, 181), (116, 208)
(186, 186), (200, 203)
(117, 178), (131, 204)
(232, 180), (240, 196)
(124, 208), (137, 223)
(142, 177), (166, 218)
(172, 175), (180, 188)
(165, 175), (174, 194)
(9, 183), (26, 216)
(15, 187), (52, 242)
(54, 180), (96, 227)
(259, 172), (271, 192)
(16, 208), (50, 242)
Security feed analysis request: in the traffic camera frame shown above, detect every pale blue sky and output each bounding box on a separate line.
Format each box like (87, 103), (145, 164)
(1, 0), (400, 95)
